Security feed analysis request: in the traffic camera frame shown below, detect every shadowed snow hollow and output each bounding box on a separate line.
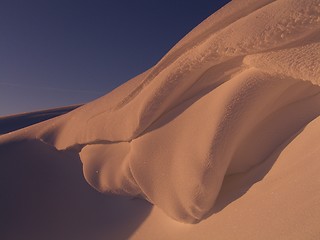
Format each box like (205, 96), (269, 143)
(1, 0), (320, 223)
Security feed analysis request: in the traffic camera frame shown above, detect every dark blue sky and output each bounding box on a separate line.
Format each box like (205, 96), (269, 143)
(0, 0), (230, 116)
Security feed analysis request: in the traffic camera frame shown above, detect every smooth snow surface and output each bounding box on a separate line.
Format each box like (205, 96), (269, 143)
(1, 0), (320, 235)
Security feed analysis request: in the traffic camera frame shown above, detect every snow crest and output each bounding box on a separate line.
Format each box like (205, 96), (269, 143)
(1, 0), (320, 223)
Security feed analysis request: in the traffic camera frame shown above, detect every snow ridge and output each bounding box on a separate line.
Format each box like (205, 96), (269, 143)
(1, 0), (320, 223)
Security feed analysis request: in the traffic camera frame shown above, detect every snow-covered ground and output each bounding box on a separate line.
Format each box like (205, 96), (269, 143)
(1, 0), (320, 239)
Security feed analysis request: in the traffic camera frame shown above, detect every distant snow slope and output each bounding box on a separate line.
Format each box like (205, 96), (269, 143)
(0, 105), (80, 135)
(1, 0), (320, 227)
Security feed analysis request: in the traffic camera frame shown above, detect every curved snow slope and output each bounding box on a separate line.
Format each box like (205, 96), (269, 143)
(1, 0), (320, 223)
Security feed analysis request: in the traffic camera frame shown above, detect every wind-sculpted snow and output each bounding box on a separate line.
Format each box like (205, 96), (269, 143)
(1, 0), (320, 223)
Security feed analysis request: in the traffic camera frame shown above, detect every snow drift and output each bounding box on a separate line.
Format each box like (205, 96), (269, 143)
(1, 0), (320, 225)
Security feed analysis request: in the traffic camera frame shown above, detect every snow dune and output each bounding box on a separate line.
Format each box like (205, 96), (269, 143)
(1, 0), (320, 237)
